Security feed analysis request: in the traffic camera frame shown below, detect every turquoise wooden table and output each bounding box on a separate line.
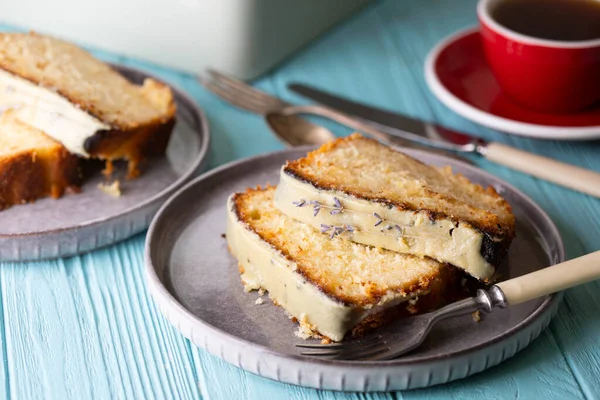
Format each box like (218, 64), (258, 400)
(2, 0), (600, 398)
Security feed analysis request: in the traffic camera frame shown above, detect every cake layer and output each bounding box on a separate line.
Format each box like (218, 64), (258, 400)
(0, 32), (176, 177)
(0, 68), (109, 157)
(227, 186), (451, 341)
(274, 134), (515, 281)
(0, 111), (80, 209)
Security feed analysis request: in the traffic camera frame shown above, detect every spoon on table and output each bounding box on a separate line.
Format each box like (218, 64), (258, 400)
(200, 70), (466, 160)
(264, 110), (475, 162)
(266, 112), (475, 162)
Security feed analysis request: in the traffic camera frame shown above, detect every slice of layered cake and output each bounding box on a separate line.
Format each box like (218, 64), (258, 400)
(227, 186), (465, 342)
(275, 134), (515, 281)
(0, 110), (80, 210)
(0, 32), (176, 178)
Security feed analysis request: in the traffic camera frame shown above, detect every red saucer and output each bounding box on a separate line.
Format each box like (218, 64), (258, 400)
(425, 28), (600, 140)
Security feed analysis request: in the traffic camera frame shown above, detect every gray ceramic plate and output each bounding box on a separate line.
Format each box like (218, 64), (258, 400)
(0, 65), (210, 262)
(145, 147), (564, 391)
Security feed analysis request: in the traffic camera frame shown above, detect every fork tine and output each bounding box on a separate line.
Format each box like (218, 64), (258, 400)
(207, 69), (287, 109)
(299, 339), (385, 354)
(202, 77), (278, 114)
(201, 79), (269, 115)
(301, 345), (389, 360)
(336, 346), (390, 360)
(295, 334), (383, 349)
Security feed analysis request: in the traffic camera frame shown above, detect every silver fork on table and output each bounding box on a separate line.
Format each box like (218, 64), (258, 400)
(298, 287), (508, 361)
(200, 70), (438, 151)
(297, 251), (600, 361)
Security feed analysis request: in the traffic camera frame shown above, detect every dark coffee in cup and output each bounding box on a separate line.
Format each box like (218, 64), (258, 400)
(478, 0), (600, 112)
(491, 0), (600, 42)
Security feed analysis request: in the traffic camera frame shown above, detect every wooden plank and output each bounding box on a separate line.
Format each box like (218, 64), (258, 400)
(0, 236), (202, 399)
(0, 273), (10, 400)
(189, 342), (397, 400)
(400, 330), (584, 399)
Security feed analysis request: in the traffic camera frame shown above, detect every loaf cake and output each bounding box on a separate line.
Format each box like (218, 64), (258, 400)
(0, 110), (80, 210)
(274, 134), (515, 281)
(227, 186), (465, 342)
(0, 32), (176, 178)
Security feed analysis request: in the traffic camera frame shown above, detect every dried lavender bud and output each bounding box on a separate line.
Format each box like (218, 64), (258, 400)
(313, 206), (321, 217)
(333, 197), (342, 209)
(330, 209), (342, 215)
(292, 199), (306, 207)
(346, 225), (355, 232)
(373, 212), (382, 220)
(374, 220), (383, 227)
(320, 224), (331, 233)
(385, 225), (393, 230)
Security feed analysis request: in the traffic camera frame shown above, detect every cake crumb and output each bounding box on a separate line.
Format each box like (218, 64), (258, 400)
(320, 337), (332, 345)
(98, 180), (121, 197)
(295, 325), (313, 340)
(258, 288), (266, 296)
(254, 298), (264, 305)
(472, 310), (481, 323)
(294, 314), (320, 340)
(241, 280), (251, 292)
(405, 296), (419, 314)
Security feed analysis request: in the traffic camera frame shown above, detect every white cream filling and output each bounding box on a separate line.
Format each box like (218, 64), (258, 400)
(0, 69), (109, 157)
(226, 195), (421, 342)
(274, 170), (495, 280)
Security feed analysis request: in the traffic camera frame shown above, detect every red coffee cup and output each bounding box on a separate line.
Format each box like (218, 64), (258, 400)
(477, 0), (600, 113)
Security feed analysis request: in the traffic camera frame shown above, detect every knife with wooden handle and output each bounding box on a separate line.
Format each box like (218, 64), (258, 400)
(289, 83), (600, 199)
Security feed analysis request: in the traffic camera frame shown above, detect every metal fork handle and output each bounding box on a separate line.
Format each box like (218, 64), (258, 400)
(430, 286), (508, 323)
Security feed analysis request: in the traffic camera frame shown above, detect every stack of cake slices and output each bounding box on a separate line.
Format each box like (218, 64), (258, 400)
(227, 134), (515, 342)
(0, 32), (176, 210)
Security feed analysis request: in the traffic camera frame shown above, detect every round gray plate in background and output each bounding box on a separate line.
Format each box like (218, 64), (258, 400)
(0, 65), (210, 262)
(145, 147), (564, 391)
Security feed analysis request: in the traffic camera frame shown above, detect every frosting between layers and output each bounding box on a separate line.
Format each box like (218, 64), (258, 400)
(274, 169), (495, 280)
(0, 68), (109, 157)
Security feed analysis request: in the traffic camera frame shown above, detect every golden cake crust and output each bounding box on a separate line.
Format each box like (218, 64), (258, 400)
(0, 32), (177, 177)
(0, 139), (80, 210)
(284, 134), (515, 239)
(231, 185), (444, 307)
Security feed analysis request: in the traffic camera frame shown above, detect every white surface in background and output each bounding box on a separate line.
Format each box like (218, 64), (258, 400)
(1, 0), (370, 79)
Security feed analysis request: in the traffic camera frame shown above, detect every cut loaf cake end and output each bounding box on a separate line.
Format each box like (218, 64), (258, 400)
(0, 110), (80, 210)
(0, 32), (176, 177)
(227, 185), (463, 342)
(274, 134), (515, 281)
